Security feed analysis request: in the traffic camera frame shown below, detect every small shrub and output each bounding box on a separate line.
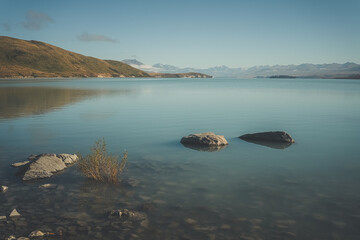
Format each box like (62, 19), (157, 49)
(78, 138), (127, 184)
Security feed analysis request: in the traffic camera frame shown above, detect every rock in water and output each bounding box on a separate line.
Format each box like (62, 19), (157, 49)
(12, 153), (78, 181)
(239, 131), (295, 143)
(11, 161), (30, 167)
(39, 183), (57, 189)
(181, 132), (228, 146)
(9, 209), (21, 217)
(1, 185), (8, 192)
(22, 154), (66, 181)
(109, 209), (147, 222)
(29, 230), (45, 237)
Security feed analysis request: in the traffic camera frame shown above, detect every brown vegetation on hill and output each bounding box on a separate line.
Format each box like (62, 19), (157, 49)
(0, 36), (150, 78)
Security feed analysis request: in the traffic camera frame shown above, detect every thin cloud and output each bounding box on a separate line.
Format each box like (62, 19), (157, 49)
(22, 10), (54, 30)
(2, 23), (11, 32)
(77, 32), (117, 43)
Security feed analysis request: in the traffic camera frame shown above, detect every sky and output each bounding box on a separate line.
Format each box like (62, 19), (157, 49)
(0, 0), (359, 68)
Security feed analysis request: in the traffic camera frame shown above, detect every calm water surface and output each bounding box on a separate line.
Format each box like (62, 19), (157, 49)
(0, 78), (360, 239)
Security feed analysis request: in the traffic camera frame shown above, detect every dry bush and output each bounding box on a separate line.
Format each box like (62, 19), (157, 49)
(78, 138), (127, 184)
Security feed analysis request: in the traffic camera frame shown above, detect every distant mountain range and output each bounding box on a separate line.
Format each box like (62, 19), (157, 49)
(0, 36), (210, 79)
(122, 59), (360, 79)
(1, 36), (358, 79)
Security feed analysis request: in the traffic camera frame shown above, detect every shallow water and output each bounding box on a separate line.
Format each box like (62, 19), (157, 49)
(0, 78), (360, 239)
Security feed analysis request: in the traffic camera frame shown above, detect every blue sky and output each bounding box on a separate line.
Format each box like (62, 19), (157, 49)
(0, 0), (359, 68)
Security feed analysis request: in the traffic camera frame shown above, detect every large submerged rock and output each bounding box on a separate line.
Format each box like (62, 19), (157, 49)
(12, 153), (78, 181)
(239, 131), (295, 143)
(180, 132), (228, 147)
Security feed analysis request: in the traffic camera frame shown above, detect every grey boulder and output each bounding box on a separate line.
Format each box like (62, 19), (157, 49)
(239, 131), (295, 143)
(12, 153), (78, 181)
(181, 132), (228, 147)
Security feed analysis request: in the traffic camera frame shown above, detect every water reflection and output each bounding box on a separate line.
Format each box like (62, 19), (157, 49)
(242, 139), (293, 149)
(181, 143), (227, 152)
(0, 87), (128, 120)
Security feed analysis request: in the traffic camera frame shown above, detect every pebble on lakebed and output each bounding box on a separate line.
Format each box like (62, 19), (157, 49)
(39, 184), (58, 189)
(1, 185), (8, 192)
(9, 209), (21, 218)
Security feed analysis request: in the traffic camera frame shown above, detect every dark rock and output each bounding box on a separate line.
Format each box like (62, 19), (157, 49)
(239, 131), (295, 143)
(181, 132), (228, 147)
(109, 209), (147, 222)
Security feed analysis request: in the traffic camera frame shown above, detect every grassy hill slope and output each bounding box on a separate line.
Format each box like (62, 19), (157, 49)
(0, 36), (150, 78)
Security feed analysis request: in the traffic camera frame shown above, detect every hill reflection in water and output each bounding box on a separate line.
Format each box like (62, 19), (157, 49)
(0, 87), (128, 119)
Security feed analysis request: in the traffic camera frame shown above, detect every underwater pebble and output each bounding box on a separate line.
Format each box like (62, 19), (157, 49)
(185, 218), (197, 225)
(29, 230), (45, 237)
(220, 224), (231, 230)
(39, 184), (57, 189)
(1, 185), (8, 192)
(9, 209), (21, 218)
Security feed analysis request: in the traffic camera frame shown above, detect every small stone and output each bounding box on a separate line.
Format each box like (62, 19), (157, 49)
(1, 185), (8, 192)
(9, 209), (21, 217)
(6, 236), (16, 240)
(11, 161), (30, 167)
(29, 230), (45, 237)
(17, 237), (30, 240)
(185, 218), (197, 225)
(39, 184), (57, 189)
(0, 215), (6, 221)
(56, 226), (65, 236)
(220, 224), (231, 229)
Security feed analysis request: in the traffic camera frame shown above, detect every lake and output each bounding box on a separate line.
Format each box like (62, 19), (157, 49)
(0, 77), (360, 239)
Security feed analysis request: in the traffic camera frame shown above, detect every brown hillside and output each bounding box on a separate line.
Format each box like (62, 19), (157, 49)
(0, 36), (150, 78)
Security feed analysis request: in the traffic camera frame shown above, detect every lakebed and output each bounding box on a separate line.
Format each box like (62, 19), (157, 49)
(0, 77), (360, 239)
